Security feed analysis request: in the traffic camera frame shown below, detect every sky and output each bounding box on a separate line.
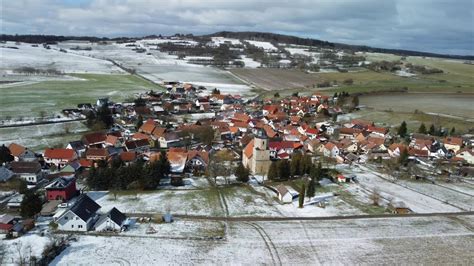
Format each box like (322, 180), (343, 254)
(1, 0), (473, 55)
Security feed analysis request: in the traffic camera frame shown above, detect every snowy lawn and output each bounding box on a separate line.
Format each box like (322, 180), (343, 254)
(50, 215), (474, 265)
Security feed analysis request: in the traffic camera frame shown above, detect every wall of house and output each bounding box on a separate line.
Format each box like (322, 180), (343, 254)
(57, 211), (88, 232)
(95, 218), (121, 231)
(47, 183), (77, 201)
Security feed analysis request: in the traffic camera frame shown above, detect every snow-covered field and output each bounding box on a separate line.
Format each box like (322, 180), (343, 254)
(0, 121), (88, 152)
(0, 42), (124, 74)
(60, 41), (253, 95)
(245, 40), (278, 51)
(338, 164), (469, 213)
(50, 215), (474, 265)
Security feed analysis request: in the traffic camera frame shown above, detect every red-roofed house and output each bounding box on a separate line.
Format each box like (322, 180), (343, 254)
(44, 148), (77, 168)
(323, 142), (340, 158)
(444, 137), (463, 153)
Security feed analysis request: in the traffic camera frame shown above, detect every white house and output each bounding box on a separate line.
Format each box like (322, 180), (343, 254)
(456, 149), (474, 164)
(323, 143), (340, 158)
(56, 194), (100, 232)
(94, 207), (127, 232)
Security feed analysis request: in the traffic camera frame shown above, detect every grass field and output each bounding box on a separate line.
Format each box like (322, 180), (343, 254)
(232, 56), (474, 98)
(340, 109), (474, 134)
(0, 74), (162, 119)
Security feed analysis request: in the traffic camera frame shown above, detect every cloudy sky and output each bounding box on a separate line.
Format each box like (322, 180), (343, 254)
(1, 0), (473, 54)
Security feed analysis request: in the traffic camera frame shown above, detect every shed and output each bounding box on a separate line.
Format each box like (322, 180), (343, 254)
(275, 185), (293, 203)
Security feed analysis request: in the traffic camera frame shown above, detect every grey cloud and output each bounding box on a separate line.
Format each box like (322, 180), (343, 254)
(1, 0), (473, 54)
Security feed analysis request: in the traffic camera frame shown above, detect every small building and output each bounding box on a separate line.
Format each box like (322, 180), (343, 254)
(56, 194), (101, 232)
(94, 207), (127, 232)
(0, 214), (16, 233)
(45, 176), (78, 201)
(275, 185), (293, 203)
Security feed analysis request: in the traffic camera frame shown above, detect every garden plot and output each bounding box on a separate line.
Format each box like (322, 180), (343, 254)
(339, 165), (462, 213)
(0, 121), (88, 152)
(396, 180), (474, 211)
(122, 219), (226, 239)
(50, 215), (474, 265)
(0, 42), (124, 74)
(91, 189), (224, 216)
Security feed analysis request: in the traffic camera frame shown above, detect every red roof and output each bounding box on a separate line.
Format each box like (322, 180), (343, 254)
(306, 128), (319, 135)
(243, 139), (254, 159)
(44, 148), (76, 160)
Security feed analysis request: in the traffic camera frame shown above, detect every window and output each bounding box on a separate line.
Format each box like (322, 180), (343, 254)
(78, 225), (83, 228)
(71, 225), (74, 228)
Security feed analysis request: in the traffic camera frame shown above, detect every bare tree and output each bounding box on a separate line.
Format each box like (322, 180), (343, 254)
(370, 188), (381, 206)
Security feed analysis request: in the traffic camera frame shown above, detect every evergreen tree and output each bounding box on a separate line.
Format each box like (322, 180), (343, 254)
(398, 121), (407, 138)
(418, 123), (427, 134)
(277, 160), (291, 180)
(159, 151), (171, 177)
(235, 163), (250, 183)
(290, 153), (302, 177)
(136, 115), (144, 130)
(274, 92), (280, 98)
(306, 177), (316, 199)
(298, 184), (305, 208)
(20, 191), (42, 218)
(18, 179), (28, 194)
(310, 162), (323, 181)
(399, 148), (409, 165)
(299, 154), (312, 175)
(268, 161), (278, 180)
(96, 104), (114, 128)
(429, 124), (436, 135)
(0, 144), (14, 165)
(450, 127), (456, 136)
(352, 95), (359, 107)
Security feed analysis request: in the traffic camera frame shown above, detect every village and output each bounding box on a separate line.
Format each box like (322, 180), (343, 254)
(0, 80), (473, 263)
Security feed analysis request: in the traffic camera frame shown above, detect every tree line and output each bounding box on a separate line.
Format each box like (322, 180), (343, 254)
(87, 151), (170, 191)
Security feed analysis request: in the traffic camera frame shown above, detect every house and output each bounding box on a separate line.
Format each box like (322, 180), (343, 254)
(388, 143), (407, 158)
(242, 129), (272, 175)
(125, 139), (150, 153)
(456, 149), (474, 164)
(323, 143), (340, 158)
(10, 161), (43, 184)
(94, 207), (127, 232)
(66, 141), (86, 157)
(0, 166), (14, 182)
(185, 150), (209, 172)
(120, 152), (137, 165)
(44, 148), (78, 168)
(275, 185), (293, 203)
(0, 214), (16, 233)
(8, 143), (26, 161)
(56, 194), (101, 232)
(158, 132), (181, 148)
(444, 137), (463, 153)
(167, 151), (188, 174)
(81, 132), (107, 148)
(85, 148), (110, 161)
(45, 176), (78, 201)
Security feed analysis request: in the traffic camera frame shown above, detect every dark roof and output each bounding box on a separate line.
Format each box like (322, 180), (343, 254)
(68, 141), (85, 150)
(45, 176), (75, 190)
(69, 194), (100, 221)
(10, 161), (41, 174)
(108, 207), (126, 225)
(82, 132), (107, 145)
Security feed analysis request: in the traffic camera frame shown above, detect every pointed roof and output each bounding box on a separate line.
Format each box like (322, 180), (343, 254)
(68, 194), (100, 222)
(243, 139), (255, 159)
(8, 143), (26, 157)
